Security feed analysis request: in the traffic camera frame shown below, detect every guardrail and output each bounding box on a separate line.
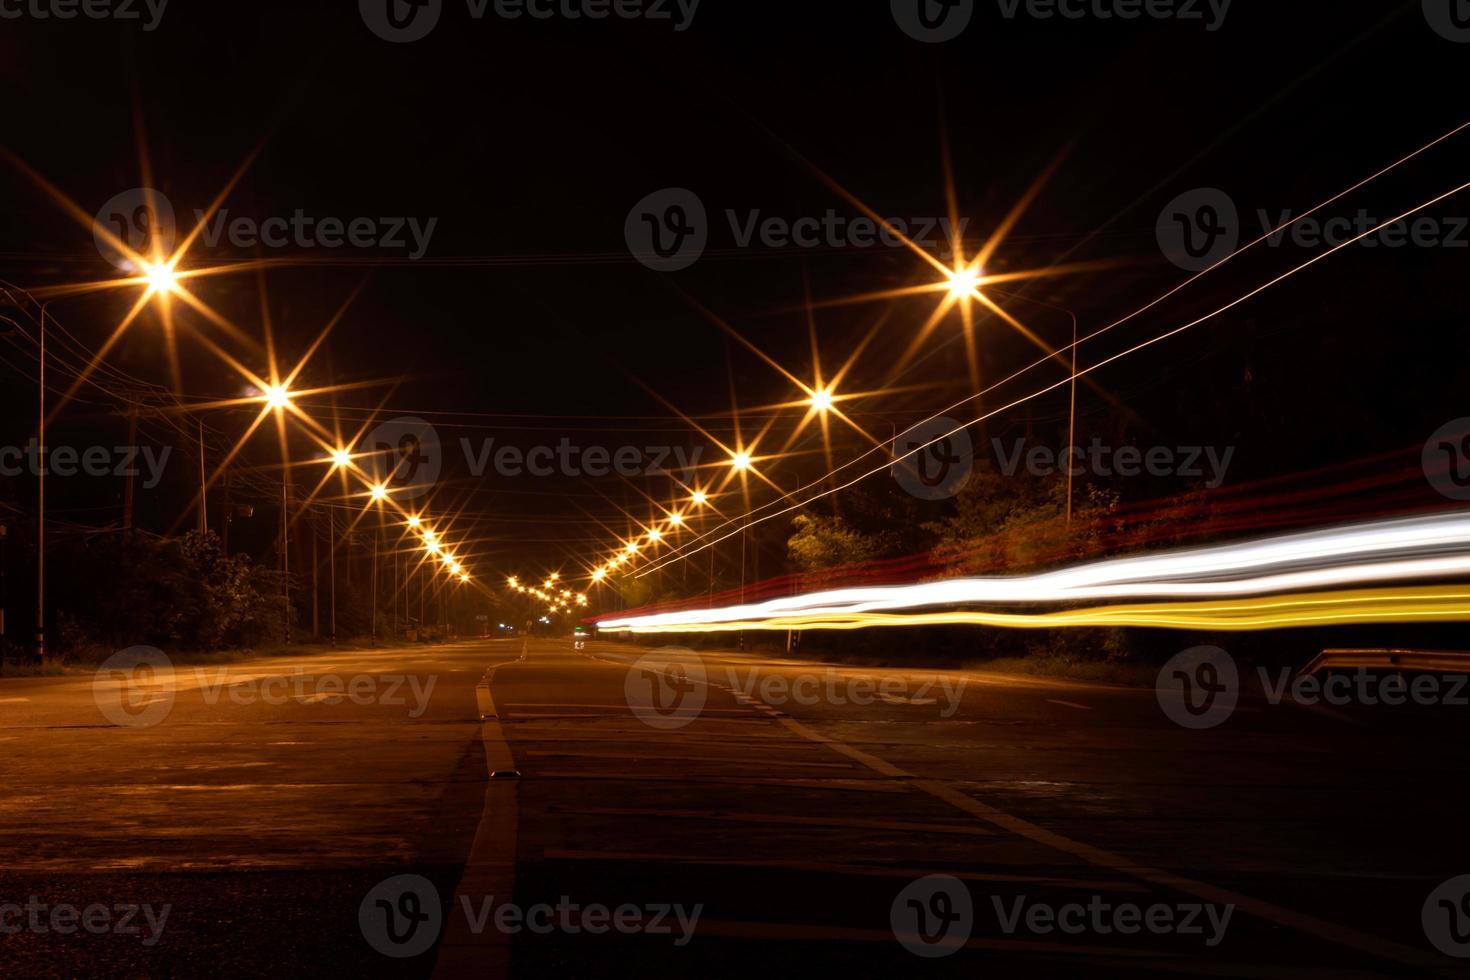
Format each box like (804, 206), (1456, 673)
(1303, 649), (1470, 676)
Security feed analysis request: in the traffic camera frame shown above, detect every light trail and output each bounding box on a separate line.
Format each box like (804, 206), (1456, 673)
(631, 115), (1470, 580)
(598, 514), (1470, 633)
(635, 169), (1470, 580)
(598, 586), (1470, 634)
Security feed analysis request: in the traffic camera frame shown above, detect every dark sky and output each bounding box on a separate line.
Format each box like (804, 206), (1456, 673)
(3, 0), (1468, 570)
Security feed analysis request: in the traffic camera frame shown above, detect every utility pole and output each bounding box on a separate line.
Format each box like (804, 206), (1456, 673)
(0, 523), (8, 669)
(36, 307), (45, 662)
(197, 420), (208, 535)
(329, 508), (337, 647)
(123, 405), (137, 533)
(280, 481), (291, 645)
(311, 510), (320, 639)
(1066, 311), (1079, 526)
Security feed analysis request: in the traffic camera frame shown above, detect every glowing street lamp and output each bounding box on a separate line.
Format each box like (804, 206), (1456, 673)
(730, 451), (752, 472)
(331, 447), (353, 469)
(142, 261), (180, 297)
(407, 515), (422, 529)
(263, 384), (293, 411)
(667, 512), (685, 527)
(690, 490), (708, 506)
(370, 484), (389, 502)
(647, 528), (662, 543)
(809, 387), (835, 412)
(945, 265), (981, 300)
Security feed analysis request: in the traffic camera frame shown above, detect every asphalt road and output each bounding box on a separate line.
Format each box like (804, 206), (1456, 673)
(1, 636), (1467, 977)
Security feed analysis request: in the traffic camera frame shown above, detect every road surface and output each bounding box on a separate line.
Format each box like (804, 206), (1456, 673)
(0, 637), (1466, 977)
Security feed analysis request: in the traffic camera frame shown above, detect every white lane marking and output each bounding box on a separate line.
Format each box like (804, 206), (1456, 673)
(769, 710), (1451, 974)
(878, 693), (937, 705)
(1046, 699), (1091, 710)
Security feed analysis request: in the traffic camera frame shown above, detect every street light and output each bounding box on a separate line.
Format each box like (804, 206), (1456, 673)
(142, 261), (180, 297)
(730, 452), (751, 472)
(263, 384), (292, 411)
(945, 265), (981, 299)
(809, 387), (834, 412)
(690, 490), (708, 507)
(370, 484), (389, 502)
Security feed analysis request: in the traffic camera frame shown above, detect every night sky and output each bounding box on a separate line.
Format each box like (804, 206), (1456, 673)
(3, 0), (1468, 574)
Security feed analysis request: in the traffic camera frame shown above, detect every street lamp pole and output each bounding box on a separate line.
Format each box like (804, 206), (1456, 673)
(329, 508), (337, 648)
(36, 307), (45, 661)
(1066, 310), (1079, 526)
(371, 522), (379, 648)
